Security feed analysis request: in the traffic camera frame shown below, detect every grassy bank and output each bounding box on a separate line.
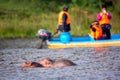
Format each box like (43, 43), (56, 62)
(0, 0), (120, 38)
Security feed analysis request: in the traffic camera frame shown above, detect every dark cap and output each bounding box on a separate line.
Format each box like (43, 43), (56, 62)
(102, 5), (107, 9)
(92, 20), (99, 25)
(63, 5), (68, 11)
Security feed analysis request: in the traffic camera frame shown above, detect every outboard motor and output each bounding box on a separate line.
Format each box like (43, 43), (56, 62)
(37, 29), (52, 41)
(37, 29), (52, 49)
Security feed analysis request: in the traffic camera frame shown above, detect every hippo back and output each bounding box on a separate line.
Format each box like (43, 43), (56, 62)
(52, 59), (76, 67)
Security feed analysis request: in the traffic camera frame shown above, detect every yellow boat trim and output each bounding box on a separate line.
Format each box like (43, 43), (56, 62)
(47, 40), (120, 49)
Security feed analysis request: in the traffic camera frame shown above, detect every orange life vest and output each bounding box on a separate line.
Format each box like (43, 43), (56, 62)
(99, 12), (110, 25)
(90, 24), (103, 40)
(58, 11), (71, 25)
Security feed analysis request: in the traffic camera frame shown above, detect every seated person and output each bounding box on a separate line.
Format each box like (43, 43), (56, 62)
(90, 21), (105, 40)
(21, 58), (76, 68)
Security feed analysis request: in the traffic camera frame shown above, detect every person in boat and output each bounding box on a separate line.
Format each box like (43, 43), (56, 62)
(97, 6), (112, 39)
(21, 58), (76, 68)
(55, 5), (71, 34)
(90, 21), (104, 40)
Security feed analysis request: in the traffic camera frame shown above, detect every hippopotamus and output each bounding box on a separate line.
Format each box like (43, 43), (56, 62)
(21, 61), (43, 68)
(21, 58), (76, 68)
(38, 58), (76, 68)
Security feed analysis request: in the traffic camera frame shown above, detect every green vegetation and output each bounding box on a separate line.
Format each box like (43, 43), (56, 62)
(0, 0), (120, 38)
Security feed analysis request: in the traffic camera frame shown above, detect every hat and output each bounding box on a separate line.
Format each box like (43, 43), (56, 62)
(63, 5), (68, 11)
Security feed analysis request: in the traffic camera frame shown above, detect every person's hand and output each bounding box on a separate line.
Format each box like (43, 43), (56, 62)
(102, 10), (107, 15)
(62, 30), (65, 32)
(103, 10), (106, 14)
(55, 29), (59, 34)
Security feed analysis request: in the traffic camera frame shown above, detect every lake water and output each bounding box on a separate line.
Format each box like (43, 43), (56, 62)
(0, 38), (120, 80)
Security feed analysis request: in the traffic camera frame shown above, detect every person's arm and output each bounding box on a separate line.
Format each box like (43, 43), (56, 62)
(107, 12), (112, 19)
(62, 13), (67, 31)
(97, 13), (102, 21)
(55, 24), (59, 34)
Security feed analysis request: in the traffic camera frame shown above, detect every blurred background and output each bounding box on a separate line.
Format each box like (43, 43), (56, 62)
(0, 0), (120, 38)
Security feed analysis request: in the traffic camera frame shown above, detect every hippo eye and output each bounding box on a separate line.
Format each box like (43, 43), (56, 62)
(49, 60), (52, 62)
(26, 62), (29, 64)
(24, 62), (27, 64)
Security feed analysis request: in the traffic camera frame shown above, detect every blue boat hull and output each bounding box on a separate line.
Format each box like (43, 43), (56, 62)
(47, 34), (120, 48)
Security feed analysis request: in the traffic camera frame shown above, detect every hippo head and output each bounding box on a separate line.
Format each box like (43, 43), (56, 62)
(21, 62), (29, 68)
(21, 61), (43, 68)
(38, 58), (53, 68)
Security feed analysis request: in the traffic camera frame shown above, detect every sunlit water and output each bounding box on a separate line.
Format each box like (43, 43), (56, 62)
(0, 39), (120, 80)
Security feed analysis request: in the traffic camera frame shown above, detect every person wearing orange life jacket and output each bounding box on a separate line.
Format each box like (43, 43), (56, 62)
(97, 6), (112, 39)
(55, 5), (71, 34)
(90, 21), (104, 40)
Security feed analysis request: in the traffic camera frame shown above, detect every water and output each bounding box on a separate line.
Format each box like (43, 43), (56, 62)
(0, 38), (120, 80)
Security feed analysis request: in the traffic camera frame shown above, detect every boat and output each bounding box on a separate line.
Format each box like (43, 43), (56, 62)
(47, 33), (120, 49)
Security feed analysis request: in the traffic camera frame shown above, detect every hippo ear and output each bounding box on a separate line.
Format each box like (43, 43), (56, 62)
(45, 61), (52, 65)
(28, 61), (33, 67)
(21, 62), (27, 68)
(45, 58), (51, 61)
